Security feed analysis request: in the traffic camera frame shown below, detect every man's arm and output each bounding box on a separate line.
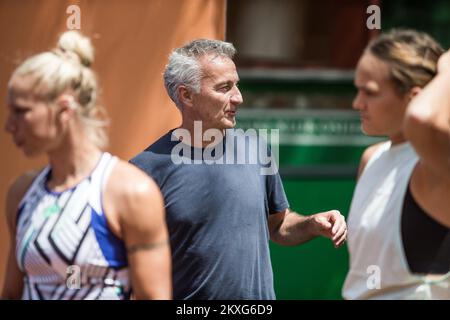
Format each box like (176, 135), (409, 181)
(404, 50), (450, 181)
(268, 208), (347, 248)
(106, 161), (172, 300)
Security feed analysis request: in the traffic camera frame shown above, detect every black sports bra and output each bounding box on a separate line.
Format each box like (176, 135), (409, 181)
(401, 183), (450, 274)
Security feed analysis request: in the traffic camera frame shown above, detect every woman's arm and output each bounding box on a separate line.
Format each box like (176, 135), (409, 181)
(105, 161), (172, 300)
(1, 171), (38, 299)
(404, 50), (450, 181)
(404, 50), (450, 228)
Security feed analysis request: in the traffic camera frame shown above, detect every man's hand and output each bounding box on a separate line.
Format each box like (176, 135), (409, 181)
(269, 208), (347, 247)
(308, 210), (347, 248)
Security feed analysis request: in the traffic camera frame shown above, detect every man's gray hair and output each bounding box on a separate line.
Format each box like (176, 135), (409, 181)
(163, 39), (236, 110)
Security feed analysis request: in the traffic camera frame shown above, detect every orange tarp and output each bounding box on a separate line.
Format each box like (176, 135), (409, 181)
(0, 0), (226, 291)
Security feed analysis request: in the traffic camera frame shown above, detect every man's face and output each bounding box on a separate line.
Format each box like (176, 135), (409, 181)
(190, 54), (243, 131)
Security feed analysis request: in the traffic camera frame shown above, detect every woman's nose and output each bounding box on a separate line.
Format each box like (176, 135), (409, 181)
(4, 113), (16, 134)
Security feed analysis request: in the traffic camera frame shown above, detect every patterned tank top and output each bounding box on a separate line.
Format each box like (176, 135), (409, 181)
(15, 153), (130, 300)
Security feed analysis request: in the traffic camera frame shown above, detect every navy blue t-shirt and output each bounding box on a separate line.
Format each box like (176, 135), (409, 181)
(130, 129), (289, 299)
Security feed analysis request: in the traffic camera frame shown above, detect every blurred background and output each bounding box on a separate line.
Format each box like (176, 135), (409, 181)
(1, 0), (449, 299)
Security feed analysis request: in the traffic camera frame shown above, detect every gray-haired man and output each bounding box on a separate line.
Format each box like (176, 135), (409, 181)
(131, 39), (347, 299)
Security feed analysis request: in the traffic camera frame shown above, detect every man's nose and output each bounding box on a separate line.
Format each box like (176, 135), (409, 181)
(231, 86), (243, 105)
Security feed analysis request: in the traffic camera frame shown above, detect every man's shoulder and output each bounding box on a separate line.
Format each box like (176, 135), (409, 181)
(130, 130), (176, 168)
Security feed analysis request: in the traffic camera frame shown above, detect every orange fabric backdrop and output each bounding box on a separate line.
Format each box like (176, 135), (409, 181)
(0, 0), (226, 291)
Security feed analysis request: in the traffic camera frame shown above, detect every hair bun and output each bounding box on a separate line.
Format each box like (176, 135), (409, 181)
(57, 31), (94, 67)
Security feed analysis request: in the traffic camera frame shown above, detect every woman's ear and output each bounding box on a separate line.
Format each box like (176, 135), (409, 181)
(56, 94), (77, 123)
(408, 86), (422, 100)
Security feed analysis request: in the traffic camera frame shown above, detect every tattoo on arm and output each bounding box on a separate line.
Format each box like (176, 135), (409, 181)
(127, 240), (169, 254)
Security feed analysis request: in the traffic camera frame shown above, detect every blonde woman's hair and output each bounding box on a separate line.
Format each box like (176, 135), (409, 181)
(367, 29), (444, 95)
(10, 31), (108, 149)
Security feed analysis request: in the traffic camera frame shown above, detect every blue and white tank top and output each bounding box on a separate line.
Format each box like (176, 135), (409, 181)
(15, 152), (130, 300)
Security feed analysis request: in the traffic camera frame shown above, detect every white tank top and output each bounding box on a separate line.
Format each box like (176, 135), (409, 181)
(343, 141), (450, 299)
(16, 153), (131, 300)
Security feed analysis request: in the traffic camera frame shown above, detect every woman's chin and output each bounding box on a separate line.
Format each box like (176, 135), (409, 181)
(22, 147), (43, 158)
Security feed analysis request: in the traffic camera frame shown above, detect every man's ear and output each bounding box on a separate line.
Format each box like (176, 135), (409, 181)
(178, 85), (194, 108)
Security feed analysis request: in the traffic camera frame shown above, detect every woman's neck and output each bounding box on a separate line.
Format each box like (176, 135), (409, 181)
(390, 131), (407, 146)
(46, 134), (102, 191)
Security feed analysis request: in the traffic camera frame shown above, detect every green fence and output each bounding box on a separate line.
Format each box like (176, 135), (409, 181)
(236, 106), (382, 299)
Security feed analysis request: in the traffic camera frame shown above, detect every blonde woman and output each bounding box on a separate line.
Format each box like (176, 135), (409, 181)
(1, 31), (171, 300)
(343, 29), (449, 299)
